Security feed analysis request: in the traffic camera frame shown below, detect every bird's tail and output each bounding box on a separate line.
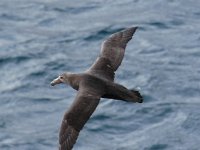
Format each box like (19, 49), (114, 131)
(129, 88), (143, 103)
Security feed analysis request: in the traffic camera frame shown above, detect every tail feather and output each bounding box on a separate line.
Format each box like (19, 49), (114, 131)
(130, 89), (143, 103)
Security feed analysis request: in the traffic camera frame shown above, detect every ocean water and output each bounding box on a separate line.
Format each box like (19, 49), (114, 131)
(0, 0), (200, 150)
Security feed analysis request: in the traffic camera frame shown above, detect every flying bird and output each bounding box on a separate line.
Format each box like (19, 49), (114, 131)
(51, 27), (143, 150)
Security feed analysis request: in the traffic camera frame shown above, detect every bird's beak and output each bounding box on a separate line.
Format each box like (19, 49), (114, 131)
(51, 77), (62, 86)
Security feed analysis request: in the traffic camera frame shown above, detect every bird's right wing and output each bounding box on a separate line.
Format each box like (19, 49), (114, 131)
(59, 86), (101, 150)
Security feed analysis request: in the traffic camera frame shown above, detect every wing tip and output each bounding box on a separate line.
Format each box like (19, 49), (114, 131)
(120, 26), (138, 43)
(126, 26), (138, 34)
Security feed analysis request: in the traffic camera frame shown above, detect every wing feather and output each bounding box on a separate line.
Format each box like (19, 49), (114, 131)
(88, 27), (137, 81)
(59, 87), (101, 150)
(100, 27), (137, 71)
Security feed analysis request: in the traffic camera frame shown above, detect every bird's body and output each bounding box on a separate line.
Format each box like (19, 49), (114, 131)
(51, 27), (143, 150)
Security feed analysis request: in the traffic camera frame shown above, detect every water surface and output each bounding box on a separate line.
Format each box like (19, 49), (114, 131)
(0, 0), (200, 150)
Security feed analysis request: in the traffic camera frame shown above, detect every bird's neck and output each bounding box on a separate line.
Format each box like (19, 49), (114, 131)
(67, 73), (81, 91)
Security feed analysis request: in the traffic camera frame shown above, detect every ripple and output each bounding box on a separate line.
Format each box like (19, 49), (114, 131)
(0, 121), (6, 129)
(169, 19), (184, 26)
(0, 55), (30, 66)
(38, 18), (55, 27)
(135, 103), (175, 124)
(182, 111), (200, 135)
(53, 5), (98, 14)
(145, 144), (169, 150)
(194, 12), (200, 16)
(92, 113), (111, 121)
(148, 21), (169, 29)
(140, 48), (165, 55)
(0, 13), (26, 21)
(84, 26), (124, 41)
(28, 70), (46, 77)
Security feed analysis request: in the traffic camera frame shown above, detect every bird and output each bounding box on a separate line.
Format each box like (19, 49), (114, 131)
(51, 27), (143, 150)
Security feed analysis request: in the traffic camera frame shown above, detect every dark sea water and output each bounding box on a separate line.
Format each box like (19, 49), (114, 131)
(1, 0), (200, 150)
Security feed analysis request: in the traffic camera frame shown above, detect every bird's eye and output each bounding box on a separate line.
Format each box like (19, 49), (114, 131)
(60, 76), (64, 79)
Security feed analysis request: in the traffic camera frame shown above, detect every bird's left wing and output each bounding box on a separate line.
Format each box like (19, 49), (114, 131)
(87, 27), (137, 81)
(59, 86), (101, 150)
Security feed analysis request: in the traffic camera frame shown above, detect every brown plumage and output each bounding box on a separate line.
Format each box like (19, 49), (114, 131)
(51, 27), (143, 150)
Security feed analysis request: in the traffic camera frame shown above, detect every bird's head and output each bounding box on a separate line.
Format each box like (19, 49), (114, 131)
(50, 72), (71, 86)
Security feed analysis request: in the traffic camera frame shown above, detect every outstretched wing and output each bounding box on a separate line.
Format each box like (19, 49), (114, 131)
(59, 86), (101, 150)
(88, 27), (138, 81)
